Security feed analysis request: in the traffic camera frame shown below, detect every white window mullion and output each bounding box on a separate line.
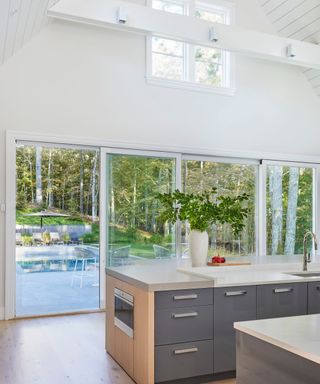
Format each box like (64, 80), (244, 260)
(187, 44), (195, 82)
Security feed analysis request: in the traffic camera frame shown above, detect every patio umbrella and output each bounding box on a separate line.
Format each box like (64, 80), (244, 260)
(23, 211), (70, 229)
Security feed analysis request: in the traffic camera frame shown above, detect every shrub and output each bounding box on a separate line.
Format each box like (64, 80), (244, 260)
(22, 234), (32, 246)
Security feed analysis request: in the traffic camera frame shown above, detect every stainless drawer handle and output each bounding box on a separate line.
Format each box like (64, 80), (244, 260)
(225, 291), (247, 297)
(173, 294), (198, 301)
(173, 347), (198, 355)
(273, 288), (293, 294)
(172, 312), (198, 319)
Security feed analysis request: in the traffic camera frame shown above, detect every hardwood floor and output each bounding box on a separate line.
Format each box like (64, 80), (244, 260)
(0, 313), (235, 384)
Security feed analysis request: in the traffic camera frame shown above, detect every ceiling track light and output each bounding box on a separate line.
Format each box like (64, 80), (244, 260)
(116, 7), (127, 24)
(209, 27), (219, 43)
(286, 44), (296, 58)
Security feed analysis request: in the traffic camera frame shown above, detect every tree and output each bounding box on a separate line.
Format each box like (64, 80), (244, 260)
(35, 146), (43, 205)
(80, 151), (84, 214)
(91, 151), (98, 221)
(47, 149), (53, 208)
(269, 166), (283, 255)
(284, 167), (299, 255)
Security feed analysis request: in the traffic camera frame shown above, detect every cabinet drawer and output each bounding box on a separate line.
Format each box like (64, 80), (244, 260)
(257, 283), (307, 320)
(213, 285), (257, 373)
(155, 340), (213, 383)
(155, 305), (213, 345)
(155, 288), (213, 309)
(308, 282), (320, 314)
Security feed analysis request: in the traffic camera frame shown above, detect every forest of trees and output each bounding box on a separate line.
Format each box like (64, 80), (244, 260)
(183, 160), (256, 256)
(266, 166), (313, 255)
(16, 145), (313, 257)
(108, 155), (175, 251)
(16, 145), (100, 221)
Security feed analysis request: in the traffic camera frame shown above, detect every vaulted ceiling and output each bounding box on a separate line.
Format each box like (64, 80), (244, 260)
(0, 0), (58, 65)
(1, 0), (320, 97)
(259, 0), (320, 96)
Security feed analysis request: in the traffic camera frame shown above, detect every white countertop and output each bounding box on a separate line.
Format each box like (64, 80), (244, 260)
(106, 258), (320, 291)
(234, 314), (320, 364)
(106, 260), (215, 291)
(177, 263), (320, 287)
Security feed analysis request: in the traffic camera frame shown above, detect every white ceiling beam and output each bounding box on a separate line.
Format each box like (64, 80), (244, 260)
(48, 0), (320, 70)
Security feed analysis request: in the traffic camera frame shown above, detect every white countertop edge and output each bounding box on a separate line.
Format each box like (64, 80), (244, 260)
(106, 268), (214, 292)
(234, 320), (320, 365)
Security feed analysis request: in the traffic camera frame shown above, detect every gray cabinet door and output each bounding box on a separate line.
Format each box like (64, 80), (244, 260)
(155, 305), (213, 346)
(213, 285), (257, 373)
(308, 282), (320, 314)
(257, 283), (307, 319)
(155, 288), (213, 309)
(155, 340), (214, 383)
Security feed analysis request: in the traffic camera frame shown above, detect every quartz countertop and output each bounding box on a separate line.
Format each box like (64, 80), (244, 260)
(106, 260), (215, 291)
(106, 258), (320, 291)
(234, 314), (320, 365)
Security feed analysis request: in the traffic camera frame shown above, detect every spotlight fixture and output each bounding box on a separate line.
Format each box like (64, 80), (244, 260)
(286, 44), (296, 58)
(209, 27), (219, 43)
(116, 7), (127, 24)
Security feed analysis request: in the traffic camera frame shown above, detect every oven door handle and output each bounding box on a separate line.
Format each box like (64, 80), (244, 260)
(114, 293), (134, 306)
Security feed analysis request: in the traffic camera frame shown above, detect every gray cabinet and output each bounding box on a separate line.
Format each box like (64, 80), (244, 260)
(308, 282), (320, 314)
(155, 305), (213, 345)
(257, 283), (307, 319)
(155, 288), (214, 383)
(155, 340), (213, 383)
(156, 288), (213, 309)
(213, 285), (257, 373)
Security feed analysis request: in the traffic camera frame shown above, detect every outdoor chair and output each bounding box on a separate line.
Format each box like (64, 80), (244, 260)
(69, 232), (83, 245)
(16, 233), (23, 246)
(50, 232), (64, 245)
(109, 245), (131, 266)
(153, 244), (172, 259)
(32, 232), (44, 246)
(71, 246), (97, 288)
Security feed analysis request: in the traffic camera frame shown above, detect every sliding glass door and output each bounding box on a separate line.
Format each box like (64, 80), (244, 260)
(101, 150), (179, 267)
(15, 142), (100, 316)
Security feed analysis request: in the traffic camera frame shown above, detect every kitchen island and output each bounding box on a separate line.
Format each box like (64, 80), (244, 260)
(106, 260), (320, 384)
(234, 314), (320, 384)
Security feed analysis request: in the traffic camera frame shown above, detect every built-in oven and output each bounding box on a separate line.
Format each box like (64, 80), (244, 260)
(114, 288), (134, 338)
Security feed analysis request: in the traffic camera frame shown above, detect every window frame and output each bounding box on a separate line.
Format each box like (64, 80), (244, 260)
(146, 0), (236, 96)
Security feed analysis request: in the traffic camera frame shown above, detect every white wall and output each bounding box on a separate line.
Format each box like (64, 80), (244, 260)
(1, 0), (320, 318)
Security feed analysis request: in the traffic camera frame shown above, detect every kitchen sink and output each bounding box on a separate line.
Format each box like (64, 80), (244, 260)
(287, 272), (320, 278)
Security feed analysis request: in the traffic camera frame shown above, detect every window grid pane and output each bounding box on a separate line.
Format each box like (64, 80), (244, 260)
(152, 37), (185, 80)
(152, 0), (185, 15)
(195, 7), (226, 23)
(182, 160), (257, 257)
(152, 53), (184, 80)
(266, 166), (314, 256)
(152, 37), (184, 58)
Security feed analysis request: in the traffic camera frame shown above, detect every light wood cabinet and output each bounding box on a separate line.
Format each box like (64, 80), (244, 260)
(106, 275), (154, 384)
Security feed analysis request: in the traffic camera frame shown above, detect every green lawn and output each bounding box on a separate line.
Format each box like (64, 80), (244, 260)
(16, 208), (90, 226)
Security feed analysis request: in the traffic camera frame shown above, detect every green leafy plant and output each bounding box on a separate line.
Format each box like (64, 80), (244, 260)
(156, 188), (249, 235)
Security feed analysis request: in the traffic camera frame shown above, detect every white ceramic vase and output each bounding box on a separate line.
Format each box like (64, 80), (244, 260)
(189, 230), (209, 267)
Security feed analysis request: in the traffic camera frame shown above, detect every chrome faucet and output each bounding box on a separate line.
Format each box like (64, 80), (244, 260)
(303, 231), (318, 271)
